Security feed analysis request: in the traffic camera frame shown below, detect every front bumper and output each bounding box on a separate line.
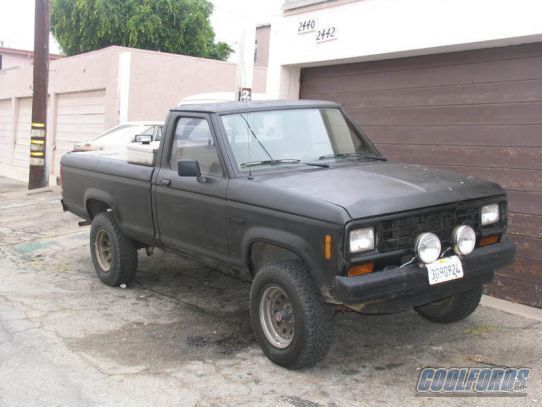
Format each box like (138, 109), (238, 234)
(333, 240), (516, 312)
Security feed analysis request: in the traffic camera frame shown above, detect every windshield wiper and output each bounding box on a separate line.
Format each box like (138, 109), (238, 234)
(241, 159), (330, 168)
(360, 153), (387, 161)
(318, 152), (387, 161)
(319, 153), (361, 160)
(241, 159), (301, 168)
(301, 162), (329, 168)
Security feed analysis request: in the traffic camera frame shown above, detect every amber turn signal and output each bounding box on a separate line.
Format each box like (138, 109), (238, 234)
(347, 262), (374, 277)
(479, 234), (500, 247)
(324, 234), (332, 260)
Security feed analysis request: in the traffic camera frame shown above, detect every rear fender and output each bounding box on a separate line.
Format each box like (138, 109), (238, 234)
(84, 189), (117, 220)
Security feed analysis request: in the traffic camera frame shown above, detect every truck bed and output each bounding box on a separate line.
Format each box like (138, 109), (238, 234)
(61, 151), (157, 246)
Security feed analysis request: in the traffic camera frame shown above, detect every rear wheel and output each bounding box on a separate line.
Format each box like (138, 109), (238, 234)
(90, 212), (138, 287)
(250, 260), (333, 369)
(414, 286), (483, 323)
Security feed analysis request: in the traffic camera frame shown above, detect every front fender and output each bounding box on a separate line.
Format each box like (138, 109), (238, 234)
(240, 225), (338, 293)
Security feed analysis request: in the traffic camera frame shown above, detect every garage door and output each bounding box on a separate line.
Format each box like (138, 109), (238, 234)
(300, 43), (542, 308)
(11, 97), (33, 181)
(0, 99), (12, 166)
(53, 89), (106, 175)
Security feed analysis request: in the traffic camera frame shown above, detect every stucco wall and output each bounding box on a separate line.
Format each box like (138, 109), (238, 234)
(255, 26), (271, 67)
(0, 46), (120, 127)
(126, 48), (268, 122)
(0, 53), (32, 69)
(0, 48), (62, 70)
(0, 47), (121, 182)
(0, 46), (267, 183)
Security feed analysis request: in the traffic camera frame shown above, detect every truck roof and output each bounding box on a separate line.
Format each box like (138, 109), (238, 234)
(170, 99), (341, 114)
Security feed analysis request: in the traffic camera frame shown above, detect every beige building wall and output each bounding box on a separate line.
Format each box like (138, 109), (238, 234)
(0, 47), (63, 70)
(255, 25), (271, 67)
(0, 47), (120, 182)
(1, 53), (32, 69)
(0, 46), (267, 183)
(127, 48), (268, 121)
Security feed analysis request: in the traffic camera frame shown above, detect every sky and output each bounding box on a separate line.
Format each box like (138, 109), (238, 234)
(0, 0), (283, 60)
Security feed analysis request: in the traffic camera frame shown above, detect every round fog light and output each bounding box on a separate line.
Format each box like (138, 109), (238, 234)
(452, 225), (476, 256)
(415, 232), (441, 264)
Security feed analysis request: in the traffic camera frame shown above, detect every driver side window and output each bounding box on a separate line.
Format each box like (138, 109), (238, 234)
(169, 117), (223, 177)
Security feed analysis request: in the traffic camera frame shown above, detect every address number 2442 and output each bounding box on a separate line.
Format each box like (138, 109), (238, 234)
(316, 26), (336, 43)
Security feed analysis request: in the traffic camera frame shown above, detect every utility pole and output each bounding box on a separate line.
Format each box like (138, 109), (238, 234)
(28, 0), (50, 189)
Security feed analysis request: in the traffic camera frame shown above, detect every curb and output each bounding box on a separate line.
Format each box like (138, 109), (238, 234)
(481, 295), (542, 322)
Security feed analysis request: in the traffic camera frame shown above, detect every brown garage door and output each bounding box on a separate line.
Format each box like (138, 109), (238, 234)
(300, 43), (542, 308)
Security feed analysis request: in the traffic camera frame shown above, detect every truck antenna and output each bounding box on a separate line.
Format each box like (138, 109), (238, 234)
(244, 114), (254, 180)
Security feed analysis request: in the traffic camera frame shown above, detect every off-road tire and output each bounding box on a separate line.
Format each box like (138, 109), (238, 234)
(415, 286), (483, 323)
(89, 212), (138, 287)
(250, 259), (333, 369)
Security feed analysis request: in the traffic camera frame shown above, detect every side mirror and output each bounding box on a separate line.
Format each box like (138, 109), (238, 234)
(135, 134), (152, 144)
(177, 160), (202, 177)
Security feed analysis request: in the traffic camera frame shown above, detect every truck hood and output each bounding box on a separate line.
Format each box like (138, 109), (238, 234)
(256, 163), (504, 219)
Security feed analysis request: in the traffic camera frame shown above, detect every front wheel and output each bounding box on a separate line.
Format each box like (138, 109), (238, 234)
(414, 286), (483, 323)
(250, 260), (333, 369)
(90, 212), (138, 287)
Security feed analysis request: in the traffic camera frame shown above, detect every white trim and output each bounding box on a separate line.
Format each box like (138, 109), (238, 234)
(236, 25), (256, 94)
(286, 33), (542, 68)
(117, 52), (131, 124)
(267, 0), (542, 97)
(283, 0), (330, 12)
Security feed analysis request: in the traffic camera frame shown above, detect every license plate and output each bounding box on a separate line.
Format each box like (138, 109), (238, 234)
(426, 256), (464, 285)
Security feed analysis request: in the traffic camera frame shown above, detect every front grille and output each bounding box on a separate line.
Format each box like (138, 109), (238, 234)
(379, 206), (480, 252)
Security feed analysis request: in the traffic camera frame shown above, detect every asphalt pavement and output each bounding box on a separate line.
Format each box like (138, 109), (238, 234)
(0, 176), (540, 406)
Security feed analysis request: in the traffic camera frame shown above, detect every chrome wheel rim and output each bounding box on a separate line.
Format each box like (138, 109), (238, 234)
(259, 285), (295, 349)
(94, 229), (112, 272)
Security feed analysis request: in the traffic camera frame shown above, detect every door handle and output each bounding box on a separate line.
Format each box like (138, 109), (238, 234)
(161, 178), (171, 186)
(229, 216), (245, 224)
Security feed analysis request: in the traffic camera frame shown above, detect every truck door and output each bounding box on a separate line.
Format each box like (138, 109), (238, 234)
(154, 114), (229, 261)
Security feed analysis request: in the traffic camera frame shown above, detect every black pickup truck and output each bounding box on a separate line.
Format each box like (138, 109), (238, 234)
(61, 100), (515, 369)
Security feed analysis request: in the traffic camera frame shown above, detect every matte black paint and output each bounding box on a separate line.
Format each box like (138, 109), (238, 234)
(60, 100), (515, 305)
(334, 240), (516, 312)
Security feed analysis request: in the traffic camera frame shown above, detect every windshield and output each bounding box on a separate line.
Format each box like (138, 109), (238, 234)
(220, 108), (380, 171)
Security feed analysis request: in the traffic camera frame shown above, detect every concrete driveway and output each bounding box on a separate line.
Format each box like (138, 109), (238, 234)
(0, 176), (540, 406)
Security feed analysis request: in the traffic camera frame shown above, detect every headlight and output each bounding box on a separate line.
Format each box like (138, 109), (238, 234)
(349, 227), (375, 253)
(481, 204), (499, 226)
(415, 232), (441, 264)
(452, 225), (476, 256)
